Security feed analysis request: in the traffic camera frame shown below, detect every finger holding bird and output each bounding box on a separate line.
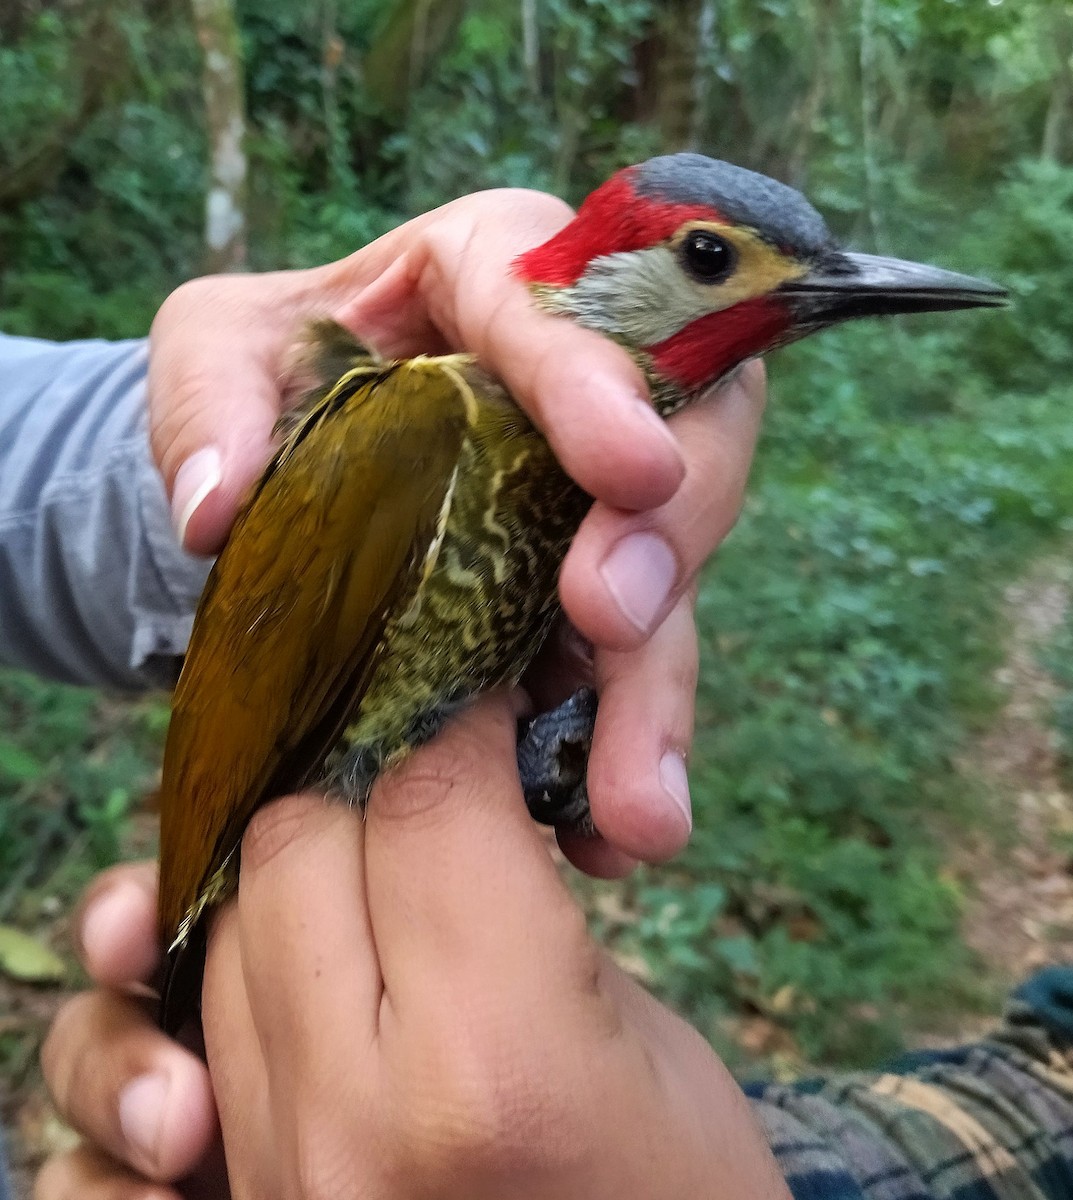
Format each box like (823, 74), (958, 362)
(329, 187), (689, 513)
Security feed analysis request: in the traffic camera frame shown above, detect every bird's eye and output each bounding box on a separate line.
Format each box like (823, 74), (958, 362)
(681, 230), (735, 284)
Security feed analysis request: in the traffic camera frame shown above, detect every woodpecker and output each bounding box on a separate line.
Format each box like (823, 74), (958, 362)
(158, 153), (1005, 1029)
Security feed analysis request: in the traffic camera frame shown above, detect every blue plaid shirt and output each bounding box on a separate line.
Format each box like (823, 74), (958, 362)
(752, 969), (1073, 1197)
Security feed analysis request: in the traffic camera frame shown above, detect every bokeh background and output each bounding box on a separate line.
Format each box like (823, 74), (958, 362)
(3, 0), (1073, 1185)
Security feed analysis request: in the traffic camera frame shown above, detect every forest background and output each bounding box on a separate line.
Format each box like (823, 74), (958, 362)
(3, 0), (1073, 1168)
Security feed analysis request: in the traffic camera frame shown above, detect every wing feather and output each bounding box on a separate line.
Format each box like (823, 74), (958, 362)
(158, 352), (476, 978)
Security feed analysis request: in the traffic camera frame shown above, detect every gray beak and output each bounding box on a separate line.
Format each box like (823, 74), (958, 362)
(779, 251), (1008, 325)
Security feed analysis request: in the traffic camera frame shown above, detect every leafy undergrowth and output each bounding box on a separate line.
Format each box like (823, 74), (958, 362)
(593, 301), (1073, 1069)
(0, 673), (165, 1137)
(1046, 612), (1073, 802)
(0, 673), (166, 925)
(581, 164), (1073, 1069)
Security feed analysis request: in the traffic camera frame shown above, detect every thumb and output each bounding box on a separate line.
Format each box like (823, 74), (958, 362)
(148, 276), (296, 555)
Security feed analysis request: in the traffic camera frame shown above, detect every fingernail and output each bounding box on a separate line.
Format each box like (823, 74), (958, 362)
(600, 532), (677, 634)
(559, 623), (595, 671)
(659, 750), (692, 832)
(171, 446), (222, 549)
(632, 394), (680, 451)
(119, 1071), (169, 1173)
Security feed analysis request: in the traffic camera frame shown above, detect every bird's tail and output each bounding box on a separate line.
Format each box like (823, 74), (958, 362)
(159, 919), (208, 1036)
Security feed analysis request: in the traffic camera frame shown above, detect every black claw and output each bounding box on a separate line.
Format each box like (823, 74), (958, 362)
(517, 687), (597, 833)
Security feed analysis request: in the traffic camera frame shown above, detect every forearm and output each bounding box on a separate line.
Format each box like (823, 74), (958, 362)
(751, 967), (1073, 1198)
(0, 334), (209, 689)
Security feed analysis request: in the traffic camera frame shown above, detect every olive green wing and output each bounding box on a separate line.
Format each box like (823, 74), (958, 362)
(158, 344), (477, 1025)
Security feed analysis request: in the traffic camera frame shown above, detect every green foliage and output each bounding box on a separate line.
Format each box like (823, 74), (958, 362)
(0, 10), (83, 162)
(604, 182), (1073, 1058)
(955, 161), (1073, 391)
(0, 5), (205, 338)
(0, 672), (164, 922)
(384, 0), (659, 210)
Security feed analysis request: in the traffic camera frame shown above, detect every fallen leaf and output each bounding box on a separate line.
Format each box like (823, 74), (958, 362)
(766, 984), (797, 1015)
(0, 925), (66, 984)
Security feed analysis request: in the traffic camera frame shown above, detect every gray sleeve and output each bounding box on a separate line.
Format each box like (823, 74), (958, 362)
(0, 333), (211, 690)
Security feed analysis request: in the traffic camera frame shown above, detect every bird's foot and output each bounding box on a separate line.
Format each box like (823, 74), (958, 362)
(517, 687), (597, 836)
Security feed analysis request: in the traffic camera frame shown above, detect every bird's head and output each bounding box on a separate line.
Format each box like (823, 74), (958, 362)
(515, 154), (1006, 414)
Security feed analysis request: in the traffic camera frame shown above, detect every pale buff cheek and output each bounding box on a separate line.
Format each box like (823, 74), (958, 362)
(547, 229), (808, 344)
(562, 247), (710, 342)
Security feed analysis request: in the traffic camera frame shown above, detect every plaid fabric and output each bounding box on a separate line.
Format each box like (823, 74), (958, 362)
(747, 968), (1073, 1198)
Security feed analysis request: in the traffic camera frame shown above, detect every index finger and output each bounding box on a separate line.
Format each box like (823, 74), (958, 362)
(336, 190), (687, 515)
(231, 792), (383, 1064)
(363, 693), (595, 1006)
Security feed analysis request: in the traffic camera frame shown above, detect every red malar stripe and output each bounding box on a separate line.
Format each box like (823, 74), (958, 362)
(648, 298), (792, 392)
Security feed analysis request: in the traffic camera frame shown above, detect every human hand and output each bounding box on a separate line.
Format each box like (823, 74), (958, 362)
(149, 190), (766, 870)
(39, 697), (791, 1200)
(37, 864), (224, 1199)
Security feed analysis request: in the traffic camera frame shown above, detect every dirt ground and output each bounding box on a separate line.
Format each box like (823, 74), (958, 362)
(3, 556), (1073, 1197)
(956, 555), (1073, 984)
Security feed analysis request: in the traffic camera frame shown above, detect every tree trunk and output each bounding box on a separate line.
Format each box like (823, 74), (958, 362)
(321, 0), (350, 192)
(0, 1), (121, 212)
(784, 0), (836, 189)
(521, 0), (540, 100)
(651, 0), (705, 152)
(858, 0), (885, 250)
(362, 0), (469, 117)
(191, 0), (247, 273)
(688, 0), (717, 151)
(1041, 7), (1073, 164)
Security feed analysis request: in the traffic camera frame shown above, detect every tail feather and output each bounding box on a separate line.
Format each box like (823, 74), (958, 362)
(277, 319), (380, 440)
(159, 920), (208, 1036)
(304, 318), (379, 382)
